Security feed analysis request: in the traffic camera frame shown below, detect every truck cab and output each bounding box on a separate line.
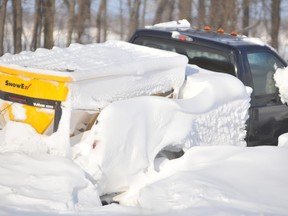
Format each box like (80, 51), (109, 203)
(130, 26), (288, 146)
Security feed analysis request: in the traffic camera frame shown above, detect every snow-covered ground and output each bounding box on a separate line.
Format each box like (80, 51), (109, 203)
(0, 41), (288, 215)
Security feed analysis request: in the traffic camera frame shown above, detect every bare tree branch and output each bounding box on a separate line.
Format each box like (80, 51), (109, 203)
(0, 0), (8, 56)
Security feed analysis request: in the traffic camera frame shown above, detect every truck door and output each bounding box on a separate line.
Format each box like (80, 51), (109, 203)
(244, 51), (288, 146)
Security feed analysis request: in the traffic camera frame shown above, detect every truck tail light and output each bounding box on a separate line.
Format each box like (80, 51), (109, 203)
(171, 32), (193, 42)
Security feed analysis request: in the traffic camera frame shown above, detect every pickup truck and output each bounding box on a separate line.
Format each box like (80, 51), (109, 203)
(129, 25), (288, 146)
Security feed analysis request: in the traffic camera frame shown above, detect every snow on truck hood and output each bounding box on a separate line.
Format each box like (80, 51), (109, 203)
(0, 41), (187, 109)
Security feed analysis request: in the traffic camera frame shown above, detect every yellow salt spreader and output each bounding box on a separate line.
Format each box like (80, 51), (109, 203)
(0, 65), (71, 134)
(0, 41), (187, 136)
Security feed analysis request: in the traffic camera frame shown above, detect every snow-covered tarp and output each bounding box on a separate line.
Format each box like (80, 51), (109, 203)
(0, 41), (187, 110)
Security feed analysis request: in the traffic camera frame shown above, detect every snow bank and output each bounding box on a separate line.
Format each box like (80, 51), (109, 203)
(2, 145), (288, 216)
(73, 66), (251, 196)
(0, 122), (101, 213)
(0, 153), (101, 211)
(0, 41), (187, 110)
(134, 146), (288, 215)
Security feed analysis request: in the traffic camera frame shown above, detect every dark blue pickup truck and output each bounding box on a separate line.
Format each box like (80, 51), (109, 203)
(130, 26), (288, 146)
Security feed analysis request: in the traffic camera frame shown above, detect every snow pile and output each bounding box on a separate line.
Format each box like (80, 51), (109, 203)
(0, 41), (187, 110)
(146, 19), (191, 29)
(0, 121), (47, 153)
(135, 146), (288, 215)
(72, 66), (251, 197)
(0, 123), (101, 213)
(2, 127), (288, 215)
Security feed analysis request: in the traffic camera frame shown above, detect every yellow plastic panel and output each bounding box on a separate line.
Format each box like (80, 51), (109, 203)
(0, 66), (71, 134)
(1, 102), (54, 134)
(0, 72), (69, 101)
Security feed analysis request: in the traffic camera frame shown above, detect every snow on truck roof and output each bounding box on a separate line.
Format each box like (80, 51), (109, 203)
(0, 40), (187, 81)
(144, 20), (268, 48)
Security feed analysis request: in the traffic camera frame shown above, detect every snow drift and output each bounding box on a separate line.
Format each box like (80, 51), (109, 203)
(134, 145), (288, 215)
(72, 65), (251, 196)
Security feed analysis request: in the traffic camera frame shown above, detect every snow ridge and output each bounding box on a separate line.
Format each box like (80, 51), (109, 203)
(185, 98), (250, 148)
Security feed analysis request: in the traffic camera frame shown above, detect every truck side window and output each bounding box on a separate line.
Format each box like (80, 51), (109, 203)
(133, 37), (176, 52)
(247, 52), (285, 96)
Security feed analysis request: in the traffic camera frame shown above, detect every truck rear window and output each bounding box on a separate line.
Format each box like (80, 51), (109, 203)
(133, 36), (235, 76)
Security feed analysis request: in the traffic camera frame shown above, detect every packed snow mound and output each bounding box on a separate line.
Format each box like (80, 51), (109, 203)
(0, 121), (47, 153)
(180, 65), (252, 112)
(0, 152), (101, 212)
(0, 122), (101, 212)
(73, 66), (251, 195)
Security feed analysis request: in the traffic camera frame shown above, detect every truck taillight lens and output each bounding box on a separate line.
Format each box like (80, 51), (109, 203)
(171, 32), (193, 42)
